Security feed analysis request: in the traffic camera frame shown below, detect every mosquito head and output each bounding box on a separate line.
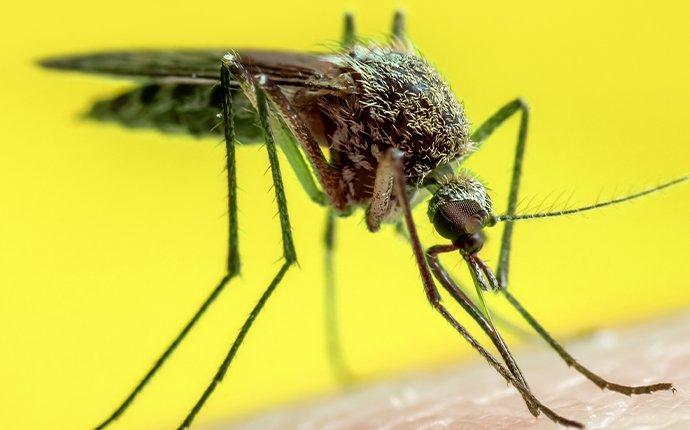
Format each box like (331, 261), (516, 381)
(427, 174), (493, 254)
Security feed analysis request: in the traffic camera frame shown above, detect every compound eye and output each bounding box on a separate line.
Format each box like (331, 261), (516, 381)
(431, 200), (486, 242)
(432, 205), (462, 241)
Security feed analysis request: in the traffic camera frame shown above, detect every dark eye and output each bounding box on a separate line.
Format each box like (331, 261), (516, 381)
(432, 202), (463, 241)
(431, 200), (486, 241)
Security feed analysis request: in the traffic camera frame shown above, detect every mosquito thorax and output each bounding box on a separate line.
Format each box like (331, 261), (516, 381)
(322, 44), (473, 203)
(427, 175), (493, 254)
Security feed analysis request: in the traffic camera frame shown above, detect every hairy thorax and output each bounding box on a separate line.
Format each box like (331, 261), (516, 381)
(294, 44), (473, 207)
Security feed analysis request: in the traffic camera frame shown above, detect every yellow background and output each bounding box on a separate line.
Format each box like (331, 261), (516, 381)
(1, 1), (689, 429)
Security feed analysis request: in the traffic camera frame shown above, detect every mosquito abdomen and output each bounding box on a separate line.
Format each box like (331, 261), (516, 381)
(86, 83), (262, 141)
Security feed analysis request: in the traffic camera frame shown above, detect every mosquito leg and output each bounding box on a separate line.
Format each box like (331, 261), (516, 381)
(425, 245), (537, 415)
(393, 220), (533, 340)
(178, 78), (297, 429)
(342, 12), (356, 48)
(387, 149), (582, 428)
(390, 10), (411, 51)
(470, 98), (529, 288)
(256, 76), (346, 210)
(93, 57), (243, 430)
(502, 288), (674, 395)
(392, 10), (405, 38)
(222, 52), (345, 209)
(471, 100), (675, 397)
(323, 210), (355, 384)
(445, 269), (533, 341)
(218, 55), (326, 206)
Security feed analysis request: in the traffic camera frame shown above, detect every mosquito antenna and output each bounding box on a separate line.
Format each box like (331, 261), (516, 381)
(493, 176), (687, 222)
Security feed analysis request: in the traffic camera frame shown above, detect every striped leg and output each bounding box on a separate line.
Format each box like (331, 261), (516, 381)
(387, 148), (582, 429)
(471, 99), (673, 396)
(94, 52), (242, 430)
(178, 68), (297, 429)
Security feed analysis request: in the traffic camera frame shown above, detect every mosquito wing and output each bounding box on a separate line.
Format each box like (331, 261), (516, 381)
(39, 49), (342, 88)
(40, 49), (346, 140)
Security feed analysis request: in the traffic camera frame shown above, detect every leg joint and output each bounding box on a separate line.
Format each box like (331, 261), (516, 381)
(227, 263), (240, 278)
(514, 97), (530, 112)
(284, 254), (297, 265)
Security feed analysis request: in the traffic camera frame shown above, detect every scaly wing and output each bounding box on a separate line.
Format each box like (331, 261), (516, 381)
(40, 49), (350, 139)
(39, 49), (343, 89)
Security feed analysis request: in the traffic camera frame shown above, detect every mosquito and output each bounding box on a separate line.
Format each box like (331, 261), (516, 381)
(40, 11), (685, 430)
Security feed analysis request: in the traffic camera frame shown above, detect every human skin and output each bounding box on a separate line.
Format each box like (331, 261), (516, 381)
(205, 313), (690, 430)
